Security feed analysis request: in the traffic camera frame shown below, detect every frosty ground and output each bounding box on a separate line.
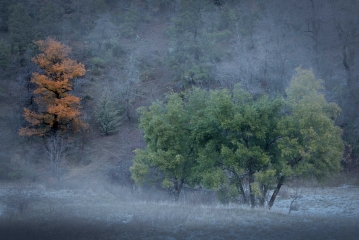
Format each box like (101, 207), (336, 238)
(0, 183), (358, 240)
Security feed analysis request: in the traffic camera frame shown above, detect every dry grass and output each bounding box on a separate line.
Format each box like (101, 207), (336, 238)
(1, 183), (359, 240)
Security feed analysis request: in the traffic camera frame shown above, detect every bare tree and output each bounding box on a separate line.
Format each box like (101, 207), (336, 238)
(111, 53), (142, 121)
(44, 134), (69, 176)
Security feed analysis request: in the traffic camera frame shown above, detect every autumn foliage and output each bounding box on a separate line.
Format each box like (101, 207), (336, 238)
(19, 38), (86, 137)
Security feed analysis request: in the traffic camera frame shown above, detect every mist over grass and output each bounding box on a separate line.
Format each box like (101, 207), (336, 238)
(1, 181), (358, 240)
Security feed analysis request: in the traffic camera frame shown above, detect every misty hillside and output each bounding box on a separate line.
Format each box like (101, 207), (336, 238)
(0, 0), (358, 210)
(1, 0), (359, 239)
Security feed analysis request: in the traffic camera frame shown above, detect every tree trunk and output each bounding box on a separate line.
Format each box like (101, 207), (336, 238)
(259, 185), (268, 207)
(268, 175), (285, 210)
(44, 134), (67, 175)
(237, 181), (248, 204)
(233, 170), (248, 204)
(248, 171), (255, 208)
(173, 179), (184, 202)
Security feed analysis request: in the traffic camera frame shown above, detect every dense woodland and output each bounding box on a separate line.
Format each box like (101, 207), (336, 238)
(0, 0), (358, 207)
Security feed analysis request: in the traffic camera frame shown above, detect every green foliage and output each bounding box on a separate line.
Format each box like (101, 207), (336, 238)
(178, 64), (211, 86)
(94, 90), (122, 135)
(278, 68), (343, 180)
(194, 87), (285, 206)
(0, 40), (11, 69)
(8, 4), (35, 54)
(254, 169), (277, 190)
(216, 184), (239, 204)
(286, 67), (324, 102)
(132, 68), (344, 206)
(130, 148), (151, 185)
(130, 92), (199, 200)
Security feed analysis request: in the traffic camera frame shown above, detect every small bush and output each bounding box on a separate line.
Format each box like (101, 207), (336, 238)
(94, 90), (122, 135)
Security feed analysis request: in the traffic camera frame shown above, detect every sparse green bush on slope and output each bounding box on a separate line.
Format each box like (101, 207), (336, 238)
(95, 90), (122, 136)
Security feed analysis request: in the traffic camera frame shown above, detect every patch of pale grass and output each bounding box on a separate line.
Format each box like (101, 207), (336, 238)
(1, 184), (358, 239)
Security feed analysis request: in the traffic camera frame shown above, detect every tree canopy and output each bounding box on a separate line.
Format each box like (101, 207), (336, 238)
(19, 38), (86, 137)
(131, 68), (344, 207)
(131, 92), (198, 201)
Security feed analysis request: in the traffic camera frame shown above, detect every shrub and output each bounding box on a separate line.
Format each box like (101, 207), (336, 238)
(94, 90), (122, 135)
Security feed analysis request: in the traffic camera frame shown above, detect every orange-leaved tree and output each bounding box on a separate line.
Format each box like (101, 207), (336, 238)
(19, 38), (86, 137)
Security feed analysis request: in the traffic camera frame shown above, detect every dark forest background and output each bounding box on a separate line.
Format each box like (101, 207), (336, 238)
(0, 0), (358, 191)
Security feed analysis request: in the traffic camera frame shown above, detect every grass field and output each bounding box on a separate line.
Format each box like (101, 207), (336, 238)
(0, 183), (358, 240)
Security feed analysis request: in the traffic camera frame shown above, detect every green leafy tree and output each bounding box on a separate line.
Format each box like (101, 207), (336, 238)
(132, 68), (343, 207)
(191, 86), (284, 206)
(196, 69), (343, 208)
(267, 68), (344, 209)
(94, 90), (122, 136)
(203, 69), (342, 208)
(130, 92), (198, 201)
(8, 4), (35, 54)
(222, 96), (283, 207)
(186, 88), (238, 202)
